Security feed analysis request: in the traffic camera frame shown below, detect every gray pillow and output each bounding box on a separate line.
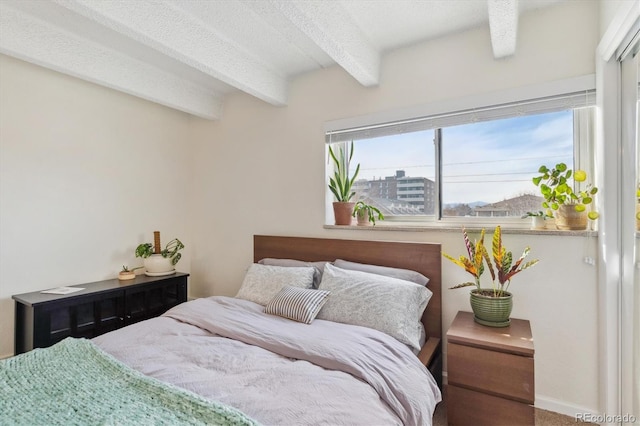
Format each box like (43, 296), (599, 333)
(258, 258), (329, 289)
(236, 263), (315, 306)
(333, 259), (429, 286)
(317, 263), (432, 352)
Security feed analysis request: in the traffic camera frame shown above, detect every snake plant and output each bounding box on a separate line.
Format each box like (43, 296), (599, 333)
(328, 143), (360, 202)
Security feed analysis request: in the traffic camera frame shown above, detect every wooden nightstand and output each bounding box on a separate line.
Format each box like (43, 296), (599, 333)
(446, 311), (534, 426)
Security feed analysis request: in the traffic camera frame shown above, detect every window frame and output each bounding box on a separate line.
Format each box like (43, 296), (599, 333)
(324, 76), (597, 229)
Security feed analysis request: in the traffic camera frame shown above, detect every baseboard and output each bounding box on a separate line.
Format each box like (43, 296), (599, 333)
(534, 395), (599, 419)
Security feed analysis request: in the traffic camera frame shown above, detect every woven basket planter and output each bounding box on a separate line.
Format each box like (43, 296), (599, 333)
(470, 289), (513, 327)
(555, 204), (587, 230)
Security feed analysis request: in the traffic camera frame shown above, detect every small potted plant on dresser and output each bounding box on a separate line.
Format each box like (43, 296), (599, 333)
(443, 226), (538, 327)
(118, 265), (143, 280)
(328, 143), (360, 225)
(135, 231), (184, 276)
(352, 201), (384, 226)
(532, 163), (599, 230)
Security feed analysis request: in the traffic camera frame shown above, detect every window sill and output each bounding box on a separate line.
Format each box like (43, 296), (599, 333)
(323, 224), (598, 237)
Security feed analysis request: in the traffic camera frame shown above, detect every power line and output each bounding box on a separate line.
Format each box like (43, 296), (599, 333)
(358, 153), (570, 171)
(443, 154), (570, 166)
(445, 171), (538, 178)
(444, 179), (534, 184)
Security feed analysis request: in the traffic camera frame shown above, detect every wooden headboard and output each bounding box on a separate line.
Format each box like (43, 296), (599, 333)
(253, 235), (443, 385)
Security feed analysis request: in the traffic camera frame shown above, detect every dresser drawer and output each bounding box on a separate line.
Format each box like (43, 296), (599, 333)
(448, 342), (534, 403)
(446, 384), (534, 426)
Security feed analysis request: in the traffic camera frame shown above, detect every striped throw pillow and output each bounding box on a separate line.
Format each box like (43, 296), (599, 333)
(264, 286), (330, 324)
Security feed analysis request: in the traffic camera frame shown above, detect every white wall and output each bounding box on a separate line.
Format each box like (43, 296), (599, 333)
(0, 54), (193, 358)
(189, 0), (601, 415)
(599, 0), (636, 37)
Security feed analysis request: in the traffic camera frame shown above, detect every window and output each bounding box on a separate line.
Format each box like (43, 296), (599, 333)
(326, 89), (595, 226)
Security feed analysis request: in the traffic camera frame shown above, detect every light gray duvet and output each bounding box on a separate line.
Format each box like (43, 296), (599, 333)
(93, 296), (441, 426)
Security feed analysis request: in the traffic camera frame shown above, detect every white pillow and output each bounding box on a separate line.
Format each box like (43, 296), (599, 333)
(317, 263), (432, 352)
(235, 264), (315, 306)
(265, 286), (331, 324)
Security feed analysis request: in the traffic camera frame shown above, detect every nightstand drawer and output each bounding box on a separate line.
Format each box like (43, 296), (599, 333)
(448, 342), (534, 403)
(446, 384), (534, 426)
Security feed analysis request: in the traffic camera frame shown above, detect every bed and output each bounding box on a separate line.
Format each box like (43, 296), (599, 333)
(1, 235), (443, 425)
(251, 234), (443, 384)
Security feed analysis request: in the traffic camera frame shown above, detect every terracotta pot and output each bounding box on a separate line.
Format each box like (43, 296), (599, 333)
(333, 202), (355, 225)
(555, 204), (587, 230)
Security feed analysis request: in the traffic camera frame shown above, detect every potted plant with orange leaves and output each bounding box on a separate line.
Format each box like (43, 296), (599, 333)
(443, 226), (538, 327)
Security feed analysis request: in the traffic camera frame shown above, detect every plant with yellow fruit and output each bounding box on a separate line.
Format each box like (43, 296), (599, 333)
(636, 183), (640, 223)
(532, 163), (599, 221)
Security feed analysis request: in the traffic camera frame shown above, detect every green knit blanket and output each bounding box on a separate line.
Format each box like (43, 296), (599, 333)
(0, 338), (260, 426)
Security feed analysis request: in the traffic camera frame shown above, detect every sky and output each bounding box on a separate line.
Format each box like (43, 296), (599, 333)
(349, 110), (575, 205)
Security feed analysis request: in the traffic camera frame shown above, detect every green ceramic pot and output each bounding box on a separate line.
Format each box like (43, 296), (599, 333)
(470, 289), (513, 327)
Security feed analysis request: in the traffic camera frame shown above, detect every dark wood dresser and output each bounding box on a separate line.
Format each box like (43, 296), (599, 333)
(446, 310), (535, 425)
(13, 272), (188, 355)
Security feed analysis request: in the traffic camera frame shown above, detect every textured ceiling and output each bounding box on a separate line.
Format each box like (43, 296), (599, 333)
(0, 0), (563, 120)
